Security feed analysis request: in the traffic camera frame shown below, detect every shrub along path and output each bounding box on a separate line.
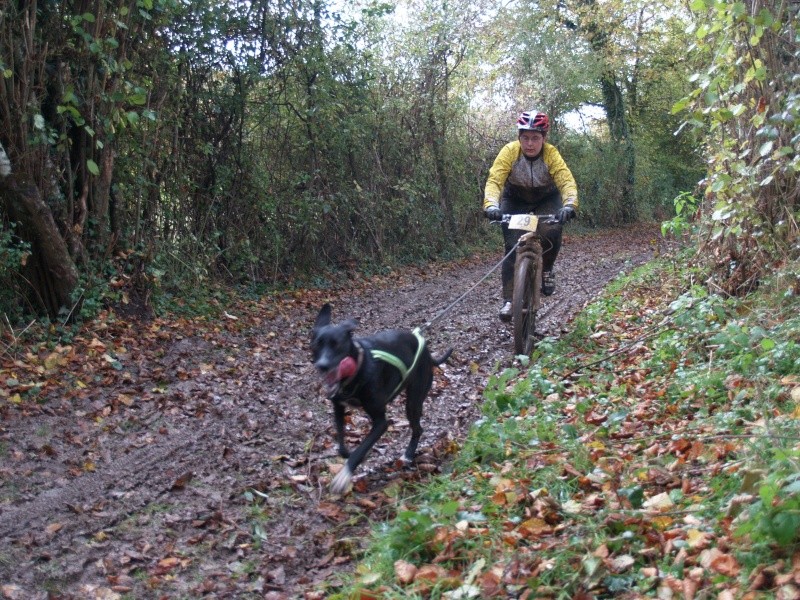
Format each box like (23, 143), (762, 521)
(0, 225), (661, 599)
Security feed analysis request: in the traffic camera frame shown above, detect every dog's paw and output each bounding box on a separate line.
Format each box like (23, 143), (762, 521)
(330, 465), (353, 495)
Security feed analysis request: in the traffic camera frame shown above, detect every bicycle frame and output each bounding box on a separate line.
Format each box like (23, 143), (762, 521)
(497, 213), (561, 355)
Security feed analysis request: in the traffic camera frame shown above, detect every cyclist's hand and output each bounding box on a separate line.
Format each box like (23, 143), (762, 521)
(484, 207), (503, 221)
(557, 206), (576, 224)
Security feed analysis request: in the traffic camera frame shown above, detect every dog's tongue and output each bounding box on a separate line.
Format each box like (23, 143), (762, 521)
(337, 356), (357, 380)
(324, 371), (339, 387)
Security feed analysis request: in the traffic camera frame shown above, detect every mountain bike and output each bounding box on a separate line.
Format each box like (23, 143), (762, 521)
(500, 213), (563, 355)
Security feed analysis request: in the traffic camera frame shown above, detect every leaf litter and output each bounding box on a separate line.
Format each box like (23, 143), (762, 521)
(0, 226), (661, 598)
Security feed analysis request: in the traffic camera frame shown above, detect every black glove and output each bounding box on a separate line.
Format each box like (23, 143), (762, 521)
(484, 206), (503, 221)
(557, 206), (576, 224)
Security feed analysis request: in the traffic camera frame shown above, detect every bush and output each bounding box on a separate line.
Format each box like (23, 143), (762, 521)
(0, 223), (30, 323)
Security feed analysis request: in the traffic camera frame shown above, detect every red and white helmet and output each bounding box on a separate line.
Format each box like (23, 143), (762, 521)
(516, 110), (549, 133)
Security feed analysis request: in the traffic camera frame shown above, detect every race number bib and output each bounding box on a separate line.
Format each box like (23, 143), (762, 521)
(507, 214), (539, 232)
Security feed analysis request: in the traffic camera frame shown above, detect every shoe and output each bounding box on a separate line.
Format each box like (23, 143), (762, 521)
(499, 301), (512, 322)
(542, 271), (555, 296)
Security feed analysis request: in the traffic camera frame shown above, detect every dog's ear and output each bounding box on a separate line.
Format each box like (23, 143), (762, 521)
(313, 303), (332, 336)
(341, 319), (358, 335)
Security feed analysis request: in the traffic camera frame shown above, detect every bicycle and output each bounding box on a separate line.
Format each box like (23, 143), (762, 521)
(496, 213), (563, 355)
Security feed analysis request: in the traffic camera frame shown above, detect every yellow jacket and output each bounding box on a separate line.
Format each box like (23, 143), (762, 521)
(483, 141), (578, 210)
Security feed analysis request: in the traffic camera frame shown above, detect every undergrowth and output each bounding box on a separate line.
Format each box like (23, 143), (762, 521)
(327, 251), (800, 599)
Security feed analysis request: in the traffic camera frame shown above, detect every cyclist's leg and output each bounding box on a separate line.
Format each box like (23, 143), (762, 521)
(534, 193), (563, 296)
(498, 223), (523, 321)
(501, 225), (523, 298)
(500, 197), (529, 298)
(498, 197), (530, 320)
(534, 192), (563, 272)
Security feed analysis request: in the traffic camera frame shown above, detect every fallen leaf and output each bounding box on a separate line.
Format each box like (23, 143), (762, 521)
(158, 556), (181, 569)
(682, 577), (698, 599)
(44, 352), (63, 371)
(651, 515), (674, 530)
(1, 584), (25, 600)
(479, 566), (504, 598)
(414, 564), (448, 583)
(643, 492), (674, 511)
(686, 528), (710, 549)
(394, 559), (417, 584)
(78, 585), (120, 600)
(517, 517), (550, 539)
(317, 502), (345, 521)
(609, 554), (635, 573)
(45, 522), (63, 535)
(171, 471), (193, 491)
(117, 393), (134, 406)
(709, 552), (741, 577)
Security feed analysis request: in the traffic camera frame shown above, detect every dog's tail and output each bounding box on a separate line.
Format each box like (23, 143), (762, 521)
(432, 347), (453, 366)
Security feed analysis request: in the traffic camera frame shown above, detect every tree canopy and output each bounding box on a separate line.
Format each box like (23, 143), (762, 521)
(0, 0), (795, 320)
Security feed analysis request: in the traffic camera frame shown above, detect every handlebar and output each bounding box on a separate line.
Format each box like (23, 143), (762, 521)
(490, 213), (561, 225)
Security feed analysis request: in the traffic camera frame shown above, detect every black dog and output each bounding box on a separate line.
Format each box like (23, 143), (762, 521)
(311, 303), (452, 493)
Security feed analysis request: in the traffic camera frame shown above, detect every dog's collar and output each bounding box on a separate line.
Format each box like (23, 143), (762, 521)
(342, 343), (365, 386)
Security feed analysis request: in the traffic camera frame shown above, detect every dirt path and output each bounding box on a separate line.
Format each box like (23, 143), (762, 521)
(0, 226), (662, 599)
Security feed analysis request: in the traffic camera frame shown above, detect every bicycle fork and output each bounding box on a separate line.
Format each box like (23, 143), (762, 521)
(517, 232), (544, 312)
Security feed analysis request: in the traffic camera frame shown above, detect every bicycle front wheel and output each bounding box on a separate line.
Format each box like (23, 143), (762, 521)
(512, 256), (540, 355)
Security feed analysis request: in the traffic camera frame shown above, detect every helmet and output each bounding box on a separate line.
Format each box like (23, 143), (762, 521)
(516, 110), (549, 133)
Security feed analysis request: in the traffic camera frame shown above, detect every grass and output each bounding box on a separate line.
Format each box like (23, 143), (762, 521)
(325, 251), (800, 599)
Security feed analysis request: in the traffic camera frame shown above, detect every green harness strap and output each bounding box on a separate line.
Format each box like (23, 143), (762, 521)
(369, 327), (426, 401)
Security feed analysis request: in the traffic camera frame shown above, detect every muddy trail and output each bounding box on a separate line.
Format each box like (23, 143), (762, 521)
(0, 226), (663, 599)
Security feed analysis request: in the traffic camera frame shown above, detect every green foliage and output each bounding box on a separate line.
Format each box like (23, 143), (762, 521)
(357, 498), (465, 582)
(736, 468), (800, 547)
(379, 509), (437, 563)
(674, 0), (799, 295)
(495, 0), (704, 227)
(565, 138), (636, 226)
(0, 224), (30, 322)
(638, 266), (800, 555)
(108, 0), (490, 294)
(661, 191), (701, 238)
(3, 0), (710, 318)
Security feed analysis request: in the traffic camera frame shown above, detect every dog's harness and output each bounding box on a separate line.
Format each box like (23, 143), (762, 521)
(334, 328), (426, 402)
(371, 327), (426, 401)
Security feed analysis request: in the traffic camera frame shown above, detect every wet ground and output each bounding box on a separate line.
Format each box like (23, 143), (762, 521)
(0, 225), (662, 598)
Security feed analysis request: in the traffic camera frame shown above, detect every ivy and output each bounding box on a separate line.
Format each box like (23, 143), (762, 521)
(673, 0), (800, 296)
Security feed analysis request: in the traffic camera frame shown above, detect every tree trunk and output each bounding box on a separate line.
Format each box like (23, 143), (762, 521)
(1, 175), (79, 318)
(576, 0), (638, 224)
(428, 111), (456, 238)
(89, 147), (116, 254)
(600, 73), (637, 223)
(423, 33), (456, 238)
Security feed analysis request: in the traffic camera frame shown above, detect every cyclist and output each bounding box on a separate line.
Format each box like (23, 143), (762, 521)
(483, 110), (579, 322)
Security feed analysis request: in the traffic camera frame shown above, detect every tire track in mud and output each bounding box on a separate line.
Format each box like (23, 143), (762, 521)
(0, 422), (227, 586)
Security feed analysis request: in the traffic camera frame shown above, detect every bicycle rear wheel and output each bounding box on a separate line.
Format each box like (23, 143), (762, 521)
(512, 255), (540, 355)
